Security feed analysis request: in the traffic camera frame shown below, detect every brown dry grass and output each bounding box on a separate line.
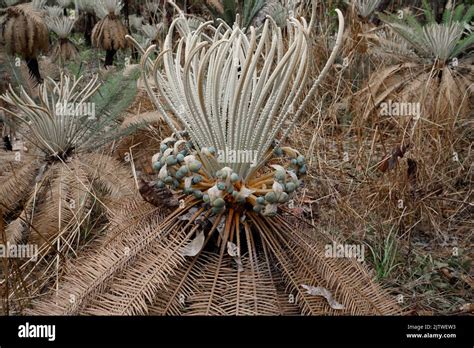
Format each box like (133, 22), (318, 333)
(283, 15), (473, 314)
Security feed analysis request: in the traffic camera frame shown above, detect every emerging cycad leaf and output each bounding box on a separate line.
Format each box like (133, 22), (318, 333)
(94, 0), (123, 19)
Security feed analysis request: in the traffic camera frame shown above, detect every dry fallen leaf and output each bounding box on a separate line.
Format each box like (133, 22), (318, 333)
(378, 143), (410, 173)
(180, 231), (205, 257)
(301, 284), (345, 310)
(227, 241), (244, 272)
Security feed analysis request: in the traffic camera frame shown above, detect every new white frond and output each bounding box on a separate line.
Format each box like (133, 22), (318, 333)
(131, 3), (344, 180)
(46, 16), (75, 37)
(348, 0), (382, 18)
(94, 0), (122, 19)
(422, 22), (465, 61)
(45, 5), (64, 18)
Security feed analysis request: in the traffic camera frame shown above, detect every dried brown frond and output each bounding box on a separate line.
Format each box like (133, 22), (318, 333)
(1, 153), (139, 309)
(0, 152), (39, 213)
(49, 39), (79, 63)
(27, 198), (171, 315)
(91, 16), (128, 51)
(27, 199), (400, 315)
(1, 3), (48, 59)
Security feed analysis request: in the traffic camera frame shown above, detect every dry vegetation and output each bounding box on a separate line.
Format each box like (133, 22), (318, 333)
(0, 0), (472, 316)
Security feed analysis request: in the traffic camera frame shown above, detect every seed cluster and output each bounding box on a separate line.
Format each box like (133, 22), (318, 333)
(151, 135), (307, 216)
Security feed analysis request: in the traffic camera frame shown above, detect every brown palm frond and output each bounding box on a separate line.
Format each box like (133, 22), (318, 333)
(1, 154), (141, 308)
(49, 39), (79, 63)
(164, 252), (290, 316)
(1, 3), (48, 82)
(84, 224), (189, 315)
(0, 153), (39, 212)
(272, 216), (400, 315)
(27, 199), (400, 316)
(78, 153), (136, 200)
(92, 16), (128, 51)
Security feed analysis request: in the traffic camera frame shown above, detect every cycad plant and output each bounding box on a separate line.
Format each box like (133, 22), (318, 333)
(27, 4), (400, 316)
(141, 22), (166, 48)
(46, 16), (79, 64)
(92, 0), (129, 67)
(361, 0), (474, 118)
(206, 0), (287, 29)
(1, 0), (20, 7)
(129, 14), (144, 32)
(74, 0), (98, 47)
(348, 0), (382, 19)
(0, 71), (144, 312)
(0, 0), (49, 83)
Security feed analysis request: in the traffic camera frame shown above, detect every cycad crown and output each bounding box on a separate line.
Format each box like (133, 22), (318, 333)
(379, 1), (474, 62)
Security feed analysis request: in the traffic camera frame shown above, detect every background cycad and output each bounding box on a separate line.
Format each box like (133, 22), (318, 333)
(0, 70), (147, 313)
(74, 0), (98, 47)
(378, 1), (474, 63)
(91, 0), (128, 67)
(46, 16), (79, 64)
(359, 0), (474, 120)
(0, 1), (49, 83)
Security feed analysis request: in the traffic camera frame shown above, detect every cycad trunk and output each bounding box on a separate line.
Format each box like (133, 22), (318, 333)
(84, 13), (97, 47)
(26, 58), (42, 84)
(105, 49), (117, 67)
